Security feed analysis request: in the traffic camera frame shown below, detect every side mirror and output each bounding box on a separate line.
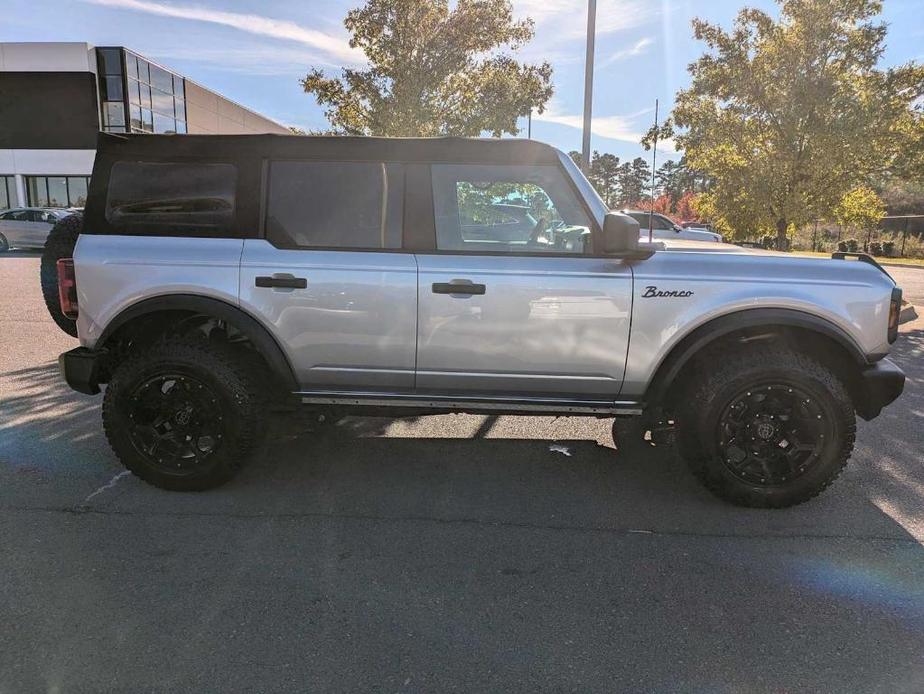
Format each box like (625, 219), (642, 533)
(598, 212), (640, 254)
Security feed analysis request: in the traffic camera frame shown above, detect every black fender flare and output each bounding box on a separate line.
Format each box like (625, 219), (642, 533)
(97, 294), (298, 391)
(647, 308), (872, 403)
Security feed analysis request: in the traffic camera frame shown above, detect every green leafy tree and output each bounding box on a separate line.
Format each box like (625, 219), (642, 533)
(655, 160), (682, 201)
(835, 186), (886, 238)
(569, 150), (621, 208)
(302, 0), (553, 137)
(617, 158), (651, 206)
(590, 151), (621, 207)
(643, 0), (924, 246)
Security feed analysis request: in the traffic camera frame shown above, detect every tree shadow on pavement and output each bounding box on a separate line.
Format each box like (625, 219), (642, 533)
(849, 324), (924, 539)
(0, 362), (105, 481)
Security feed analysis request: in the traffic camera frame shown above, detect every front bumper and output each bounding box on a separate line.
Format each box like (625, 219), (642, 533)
(856, 357), (905, 421)
(59, 347), (103, 395)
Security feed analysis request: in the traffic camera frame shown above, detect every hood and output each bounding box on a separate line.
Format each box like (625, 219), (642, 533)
(655, 239), (772, 253)
(651, 239), (896, 285)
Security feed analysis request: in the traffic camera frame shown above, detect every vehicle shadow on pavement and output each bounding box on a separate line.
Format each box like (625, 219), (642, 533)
(1, 335), (922, 543)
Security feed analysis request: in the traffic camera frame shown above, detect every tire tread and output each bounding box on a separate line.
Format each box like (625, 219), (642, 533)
(677, 346), (856, 508)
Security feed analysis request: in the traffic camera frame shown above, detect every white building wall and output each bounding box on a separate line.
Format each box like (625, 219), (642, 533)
(0, 42), (95, 73)
(0, 150), (96, 207)
(1, 43), (98, 206)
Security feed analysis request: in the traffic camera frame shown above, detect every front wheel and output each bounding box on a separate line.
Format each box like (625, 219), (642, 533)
(676, 347), (856, 508)
(102, 338), (267, 491)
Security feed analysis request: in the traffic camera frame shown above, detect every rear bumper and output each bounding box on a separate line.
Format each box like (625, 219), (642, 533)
(856, 357), (905, 421)
(59, 347), (102, 395)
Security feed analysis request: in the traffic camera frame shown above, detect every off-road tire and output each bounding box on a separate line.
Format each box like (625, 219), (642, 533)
(102, 337), (267, 491)
(40, 213), (83, 337)
(0, 233), (9, 253)
(676, 347), (855, 508)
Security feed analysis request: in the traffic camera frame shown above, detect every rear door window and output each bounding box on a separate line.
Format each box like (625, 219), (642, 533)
(105, 162), (237, 236)
(264, 161), (403, 250)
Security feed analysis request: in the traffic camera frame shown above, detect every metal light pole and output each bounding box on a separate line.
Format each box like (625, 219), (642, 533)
(527, 108), (532, 139)
(581, 0), (597, 173)
(648, 99), (659, 243)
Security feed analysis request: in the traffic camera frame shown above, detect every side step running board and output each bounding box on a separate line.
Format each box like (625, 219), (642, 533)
(295, 390), (643, 416)
(295, 391), (642, 415)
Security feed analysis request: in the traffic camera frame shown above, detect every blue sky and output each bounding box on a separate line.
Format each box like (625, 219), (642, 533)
(3, 0), (921, 163)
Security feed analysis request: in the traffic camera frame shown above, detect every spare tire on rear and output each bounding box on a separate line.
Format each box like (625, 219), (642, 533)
(41, 213), (83, 337)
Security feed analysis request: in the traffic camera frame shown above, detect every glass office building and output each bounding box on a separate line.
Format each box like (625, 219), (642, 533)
(96, 47), (188, 136)
(1, 42), (288, 210)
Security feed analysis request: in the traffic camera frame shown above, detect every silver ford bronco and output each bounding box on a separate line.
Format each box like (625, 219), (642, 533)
(50, 133), (905, 507)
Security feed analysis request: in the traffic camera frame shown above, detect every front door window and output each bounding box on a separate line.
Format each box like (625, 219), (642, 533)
(431, 164), (593, 254)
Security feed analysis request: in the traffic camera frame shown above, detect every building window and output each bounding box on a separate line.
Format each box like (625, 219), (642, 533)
(121, 49), (188, 135)
(96, 47), (127, 134)
(0, 176), (17, 210)
(25, 176), (91, 208)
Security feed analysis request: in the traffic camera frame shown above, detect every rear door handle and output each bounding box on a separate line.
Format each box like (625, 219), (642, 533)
(432, 280), (486, 295)
(255, 275), (307, 289)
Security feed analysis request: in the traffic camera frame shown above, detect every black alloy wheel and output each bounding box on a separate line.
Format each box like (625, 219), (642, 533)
(125, 373), (225, 475)
(103, 338), (266, 491)
(716, 381), (832, 486)
(676, 346), (856, 508)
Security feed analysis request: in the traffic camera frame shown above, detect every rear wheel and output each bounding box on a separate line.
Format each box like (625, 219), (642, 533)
(676, 347), (855, 508)
(40, 213), (82, 337)
(102, 338), (267, 491)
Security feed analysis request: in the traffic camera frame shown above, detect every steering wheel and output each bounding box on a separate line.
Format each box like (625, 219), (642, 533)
(528, 218), (549, 246)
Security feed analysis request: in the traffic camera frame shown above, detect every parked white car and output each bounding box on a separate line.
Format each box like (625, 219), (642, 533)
(625, 210), (723, 242)
(0, 207), (73, 251)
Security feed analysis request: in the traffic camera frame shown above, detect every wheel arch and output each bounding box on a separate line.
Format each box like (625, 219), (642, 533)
(97, 294), (298, 391)
(647, 308), (872, 406)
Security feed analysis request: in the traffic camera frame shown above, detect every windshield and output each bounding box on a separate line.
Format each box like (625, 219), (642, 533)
(557, 150), (607, 226)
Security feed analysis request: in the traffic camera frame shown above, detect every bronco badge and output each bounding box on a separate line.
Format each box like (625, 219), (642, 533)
(642, 286), (695, 298)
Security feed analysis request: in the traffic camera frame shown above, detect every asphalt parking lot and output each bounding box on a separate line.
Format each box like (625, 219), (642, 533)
(2, 253), (923, 692)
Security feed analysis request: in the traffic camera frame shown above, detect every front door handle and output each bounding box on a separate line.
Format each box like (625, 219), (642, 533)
(432, 280), (486, 295)
(255, 275), (307, 289)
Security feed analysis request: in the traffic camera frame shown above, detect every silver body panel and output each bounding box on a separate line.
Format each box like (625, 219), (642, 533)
(621, 243), (895, 397)
(239, 240), (418, 391)
(416, 253), (632, 397)
(74, 235), (244, 347)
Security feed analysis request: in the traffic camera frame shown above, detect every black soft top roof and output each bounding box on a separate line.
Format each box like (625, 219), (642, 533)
(95, 132), (565, 165)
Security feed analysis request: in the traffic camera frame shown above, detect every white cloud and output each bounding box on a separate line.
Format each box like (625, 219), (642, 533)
(513, 0), (655, 41)
(140, 44), (339, 76)
(83, 0), (363, 65)
(534, 101), (678, 152)
(599, 37), (653, 66)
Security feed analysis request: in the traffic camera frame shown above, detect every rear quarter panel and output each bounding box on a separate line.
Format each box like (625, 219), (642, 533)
(73, 235), (244, 348)
(621, 250), (896, 398)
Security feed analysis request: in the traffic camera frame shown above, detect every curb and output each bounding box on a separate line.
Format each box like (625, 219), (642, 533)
(880, 262), (924, 270)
